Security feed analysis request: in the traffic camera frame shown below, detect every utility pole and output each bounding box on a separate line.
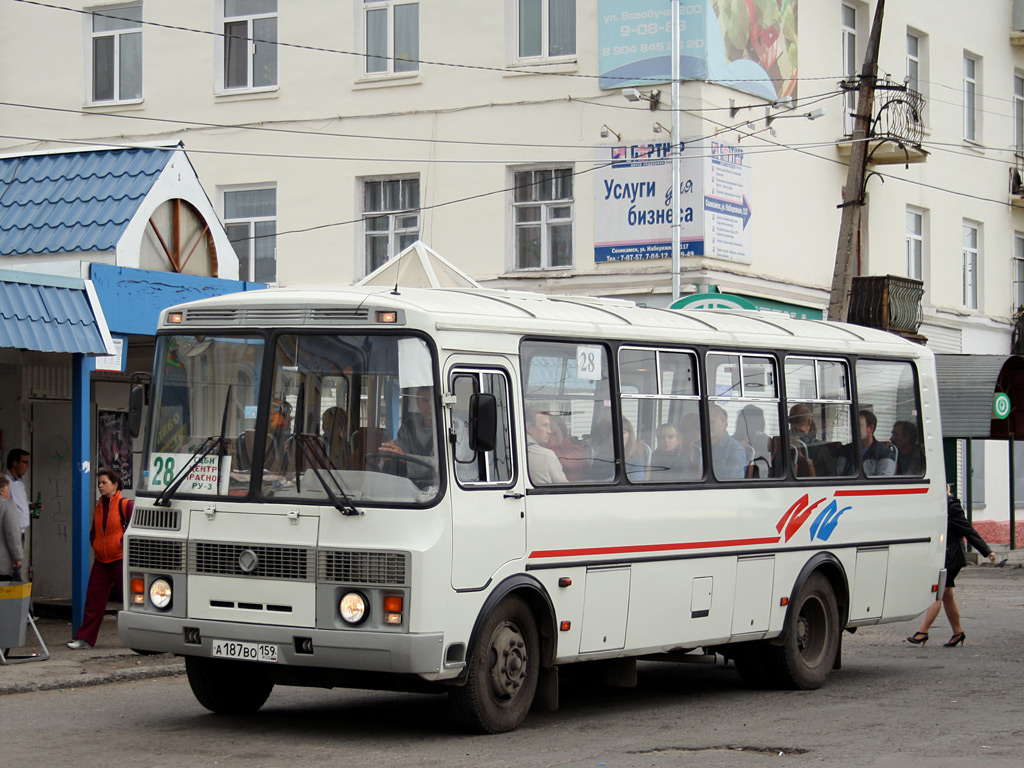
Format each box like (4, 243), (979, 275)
(828, 0), (886, 322)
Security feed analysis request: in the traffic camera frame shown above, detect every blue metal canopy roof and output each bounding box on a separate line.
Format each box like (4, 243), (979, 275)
(0, 270), (110, 354)
(0, 147), (173, 256)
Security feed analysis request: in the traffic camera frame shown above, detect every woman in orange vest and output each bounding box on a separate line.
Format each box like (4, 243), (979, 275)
(67, 468), (133, 649)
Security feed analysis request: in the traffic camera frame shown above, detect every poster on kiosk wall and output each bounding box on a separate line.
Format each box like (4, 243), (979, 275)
(593, 138), (752, 265)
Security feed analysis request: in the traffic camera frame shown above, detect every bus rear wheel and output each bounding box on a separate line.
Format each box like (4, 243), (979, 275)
(449, 596), (539, 733)
(185, 656), (274, 714)
(767, 572), (840, 690)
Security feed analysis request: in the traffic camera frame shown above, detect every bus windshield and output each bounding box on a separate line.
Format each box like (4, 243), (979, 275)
(141, 332), (439, 506)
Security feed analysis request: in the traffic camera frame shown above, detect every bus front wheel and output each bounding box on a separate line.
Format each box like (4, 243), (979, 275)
(185, 656), (274, 714)
(449, 596), (539, 733)
(768, 572), (840, 690)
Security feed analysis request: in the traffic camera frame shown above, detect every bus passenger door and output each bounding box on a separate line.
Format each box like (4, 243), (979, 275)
(448, 365), (525, 590)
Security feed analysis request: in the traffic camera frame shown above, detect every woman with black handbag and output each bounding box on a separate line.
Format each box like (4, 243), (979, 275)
(907, 486), (998, 647)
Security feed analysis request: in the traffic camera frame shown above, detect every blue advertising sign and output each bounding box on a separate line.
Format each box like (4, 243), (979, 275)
(598, 0), (799, 102)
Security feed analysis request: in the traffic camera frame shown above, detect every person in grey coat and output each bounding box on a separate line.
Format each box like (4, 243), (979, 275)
(0, 474), (25, 581)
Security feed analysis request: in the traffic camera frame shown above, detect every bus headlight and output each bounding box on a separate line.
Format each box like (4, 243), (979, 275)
(339, 592), (368, 625)
(149, 578), (173, 610)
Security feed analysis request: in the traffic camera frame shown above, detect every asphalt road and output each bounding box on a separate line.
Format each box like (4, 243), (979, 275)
(3, 566), (1021, 768)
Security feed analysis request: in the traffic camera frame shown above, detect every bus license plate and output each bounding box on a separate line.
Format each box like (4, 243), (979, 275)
(211, 640), (278, 663)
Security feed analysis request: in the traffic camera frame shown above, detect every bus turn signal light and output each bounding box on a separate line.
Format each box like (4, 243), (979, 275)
(384, 595), (403, 624)
(780, 597), (789, 607)
(130, 576), (145, 605)
(560, 621), (571, 631)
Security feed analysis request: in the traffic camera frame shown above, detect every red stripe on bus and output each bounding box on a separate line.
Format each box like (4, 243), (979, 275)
(833, 487), (930, 497)
(529, 536), (782, 559)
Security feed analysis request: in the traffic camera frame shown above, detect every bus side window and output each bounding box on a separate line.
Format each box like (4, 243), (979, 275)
(856, 359), (925, 477)
(784, 357), (854, 479)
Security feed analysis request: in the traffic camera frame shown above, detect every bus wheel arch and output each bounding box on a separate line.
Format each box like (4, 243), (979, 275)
(768, 556), (848, 690)
(448, 576), (556, 733)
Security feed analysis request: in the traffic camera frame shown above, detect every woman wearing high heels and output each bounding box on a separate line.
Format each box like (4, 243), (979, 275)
(907, 487), (997, 647)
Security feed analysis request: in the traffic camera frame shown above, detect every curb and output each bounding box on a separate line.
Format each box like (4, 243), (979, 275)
(0, 661), (185, 696)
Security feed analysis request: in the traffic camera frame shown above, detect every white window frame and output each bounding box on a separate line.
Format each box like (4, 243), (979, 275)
(962, 221), (980, 310)
(222, 184), (277, 284)
(906, 206), (925, 283)
(359, 0), (420, 79)
(216, 0), (278, 94)
(85, 3), (143, 105)
(963, 52), (980, 143)
(841, 3), (861, 135)
(1014, 234), (1024, 312)
(905, 28), (927, 123)
(1014, 73), (1024, 155)
(360, 175), (421, 276)
(510, 166), (575, 271)
(507, 0), (577, 68)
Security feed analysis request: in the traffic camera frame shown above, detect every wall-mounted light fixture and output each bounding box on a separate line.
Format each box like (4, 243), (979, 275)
(600, 124), (622, 141)
(622, 87), (661, 111)
(765, 107), (826, 129)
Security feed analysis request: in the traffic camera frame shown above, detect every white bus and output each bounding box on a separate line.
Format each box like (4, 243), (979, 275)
(119, 286), (945, 733)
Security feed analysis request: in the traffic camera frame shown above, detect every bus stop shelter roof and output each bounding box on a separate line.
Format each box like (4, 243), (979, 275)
(935, 354), (1024, 439)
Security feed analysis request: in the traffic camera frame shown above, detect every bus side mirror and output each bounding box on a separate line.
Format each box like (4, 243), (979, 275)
(468, 393), (497, 452)
(128, 384), (145, 439)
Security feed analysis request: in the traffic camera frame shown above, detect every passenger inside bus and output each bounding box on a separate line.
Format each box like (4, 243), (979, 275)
(320, 406), (350, 469)
(583, 417), (616, 482)
(788, 403), (836, 477)
(622, 418), (651, 482)
(891, 420), (924, 475)
(649, 423), (699, 481)
(379, 386), (439, 486)
(546, 414), (584, 482)
(237, 398), (294, 474)
(854, 409), (896, 477)
(708, 404), (747, 480)
(733, 404), (774, 477)
(525, 407), (568, 485)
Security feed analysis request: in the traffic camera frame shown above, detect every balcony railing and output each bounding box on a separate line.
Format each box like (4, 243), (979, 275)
(848, 275), (925, 342)
(840, 80), (926, 164)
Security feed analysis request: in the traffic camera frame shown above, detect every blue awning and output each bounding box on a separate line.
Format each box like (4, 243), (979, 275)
(0, 270), (112, 354)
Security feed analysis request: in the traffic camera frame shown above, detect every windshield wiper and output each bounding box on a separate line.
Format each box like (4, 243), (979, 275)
(153, 386), (232, 508)
(289, 387), (360, 516)
(291, 434), (362, 517)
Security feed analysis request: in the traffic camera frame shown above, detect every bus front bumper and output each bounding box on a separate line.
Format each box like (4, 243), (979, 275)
(118, 611), (445, 676)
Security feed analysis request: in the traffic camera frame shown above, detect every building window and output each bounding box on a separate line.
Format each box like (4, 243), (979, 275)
(906, 207), (924, 282)
(1015, 74), (1024, 155)
(224, 187), (277, 283)
(89, 4), (142, 103)
(364, 1), (419, 75)
(518, 0), (576, 61)
(905, 32), (919, 94)
(841, 3), (858, 128)
(362, 177), (420, 274)
(222, 0), (277, 91)
(962, 221), (979, 310)
(905, 29), (928, 122)
(513, 168), (573, 270)
(1015, 234), (1024, 311)
(963, 53), (979, 142)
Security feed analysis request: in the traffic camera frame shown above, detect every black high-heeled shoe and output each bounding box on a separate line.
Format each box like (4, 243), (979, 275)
(944, 632), (966, 647)
(906, 631), (929, 645)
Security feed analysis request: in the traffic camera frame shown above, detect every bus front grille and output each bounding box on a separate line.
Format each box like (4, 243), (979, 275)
(127, 538), (186, 573)
(318, 549), (409, 586)
(189, 541), (315, 581)
(131, 507), (181, 531)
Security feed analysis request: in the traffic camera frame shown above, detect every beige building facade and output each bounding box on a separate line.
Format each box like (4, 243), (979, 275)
(4, 0), (1024, 522)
